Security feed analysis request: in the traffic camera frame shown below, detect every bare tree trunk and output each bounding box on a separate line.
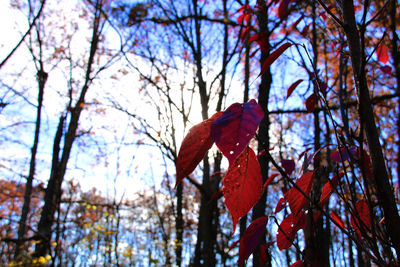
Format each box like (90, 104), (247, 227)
(252, 2), (272, 266)
(390, 0), (400, 189)
(15, 68), (47, 261)
(341, 0), (400, 262)
(175, 182), (183, 266)
(304, 2), (329, 266)
(34, 0), (102, 257)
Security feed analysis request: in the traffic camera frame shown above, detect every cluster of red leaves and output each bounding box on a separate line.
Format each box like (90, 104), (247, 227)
(174, 1), (383, 264)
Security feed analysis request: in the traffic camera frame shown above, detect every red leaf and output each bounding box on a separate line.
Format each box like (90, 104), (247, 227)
(281, 159), (295, 176)
(277, 212), (306, 250)
(211, 99), (264, 165)
(248, 34), (260, 45)
(223, 147), (263, 232)
(228, 239), (240, 252)
(380, 65), (392, 75)
(286, 79), (303, 99)
(175, 112), (223, 188)
(301, 23), (310, 37)
(240, 26), (252, 42)
(298, 147), (312, 160)
(305, 93), (317, 113)
(359, 149), (374, 180)
(239, 216), (268, 265)
(330, 211), (346, 229)
(263, 173), (279, 192)
(278, 0), (291, 19)
(350, 199), (371, 238)
(290, 260), (304, 267)
(285, 172), (314, 215)
(237, 13), (245, 24)
(376, 43), (389, 64)
(274, 197), (286, 214)
(260, 42), (292, 76)
(319, 172), (344, 207)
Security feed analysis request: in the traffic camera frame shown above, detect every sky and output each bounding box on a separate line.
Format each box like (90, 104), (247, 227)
(0, 0), (175, 201)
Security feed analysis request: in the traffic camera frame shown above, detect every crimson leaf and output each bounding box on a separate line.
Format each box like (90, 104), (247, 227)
(284, 172), (314, 215)
(260, 42), (292, 76)
(350, 199), (371, 238)
(223, 147), (263, 233)
(286, 79), (303, 99)
(376, 42), (389, 64)
(277, 212), (306, 250)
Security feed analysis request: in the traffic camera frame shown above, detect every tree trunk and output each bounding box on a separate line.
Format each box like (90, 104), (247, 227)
(304, 2), (329, 265)
(252, 2), (272, 266)
(34, 0), (102, 257)
(341, 0), (400, 262)
(15, 68), (47, 261)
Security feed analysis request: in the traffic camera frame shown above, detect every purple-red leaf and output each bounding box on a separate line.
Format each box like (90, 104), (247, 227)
(238, 216), (268, 265)
(376, 42), (389, 64)
(305, 93), (317, 113)
(286, 79), (303, 99)
(380, 65), (392, 75)
(278, 0), (291, 19)
(223, 147), (263, 233)
(259, 241), (275, 266)
(282, 159), (295, 176)
(211, 99), (263, 165)
(260, 42), (292, 77)
(175, 112), (223, 188)
(330, 146), (357, 163)
(284, 172), (314, 215)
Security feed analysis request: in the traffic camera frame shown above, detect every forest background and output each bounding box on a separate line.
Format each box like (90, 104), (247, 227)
(0, 0), (399, 266)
